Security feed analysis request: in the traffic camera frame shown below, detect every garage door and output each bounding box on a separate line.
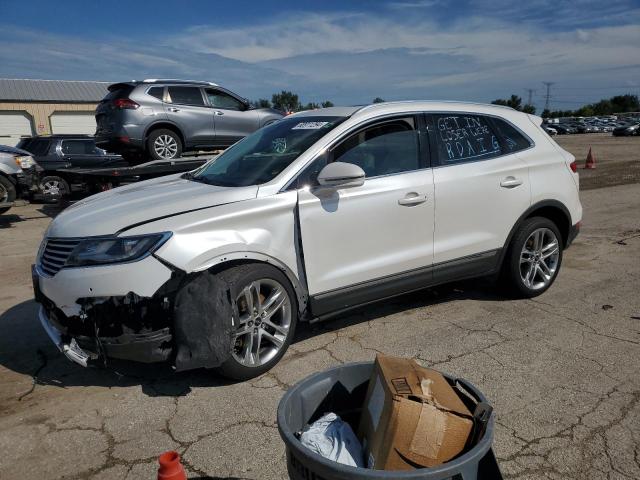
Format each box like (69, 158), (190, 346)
(0, 111), (34, 146)
(50, 112), (96, 135)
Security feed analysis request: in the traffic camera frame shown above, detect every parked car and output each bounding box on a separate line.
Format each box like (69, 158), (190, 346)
(95, 79), (284, 162)
(16, 135), (128, 198)
(544, 126), (557, 136)
(551, 124), (572, 135)
(612, 122), (640, 136)
(34, 102), (582, 379)
(0, 144), (40, 214)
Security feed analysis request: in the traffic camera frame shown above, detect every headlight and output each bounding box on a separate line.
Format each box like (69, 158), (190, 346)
(15, 155), (36, 169)
(64, 233), (171, 267)
(627, 125), (638, 131)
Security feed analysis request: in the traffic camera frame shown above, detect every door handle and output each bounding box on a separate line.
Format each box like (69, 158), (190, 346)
(398, 193), (428, 206)
(500, 176), (523, 188)
(168, 107), (180, 112)
(214, 110), (225, 116)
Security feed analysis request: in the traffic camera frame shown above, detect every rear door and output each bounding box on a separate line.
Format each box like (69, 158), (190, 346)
(428, 112), (532, 266)
(164, 86), (214, 147)
(204, 88), (259, 146)
(297, 115), (435, 305)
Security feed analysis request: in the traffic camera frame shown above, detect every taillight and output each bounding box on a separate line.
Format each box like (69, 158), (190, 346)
(113, 98), (139, 110)
(569, 160), (577, 173)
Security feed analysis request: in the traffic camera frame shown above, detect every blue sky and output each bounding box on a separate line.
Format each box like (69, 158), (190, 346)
(1, 0), (639, 111)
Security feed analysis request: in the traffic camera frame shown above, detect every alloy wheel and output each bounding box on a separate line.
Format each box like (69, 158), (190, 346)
(520, 227), (560, 290)
(41, 179), (63, 196)
(231, 278), (292, 367)
(153, 135), (178, 159)
(0, 183), (8, 203)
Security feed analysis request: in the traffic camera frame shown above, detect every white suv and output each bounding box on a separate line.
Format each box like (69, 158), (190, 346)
(33, 102), (582, 379)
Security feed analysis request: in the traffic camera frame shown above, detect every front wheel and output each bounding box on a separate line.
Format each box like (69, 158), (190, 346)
(216, 263), (298, 380)
(39, 176), (69, 200)
(502, 217), (563, 298)
(0, 175), (17, 214)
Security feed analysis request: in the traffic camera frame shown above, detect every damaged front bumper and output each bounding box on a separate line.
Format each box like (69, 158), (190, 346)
(39, 306), (173, 365)
(33, 259), (180, 366)
(39, 307), (91, 367)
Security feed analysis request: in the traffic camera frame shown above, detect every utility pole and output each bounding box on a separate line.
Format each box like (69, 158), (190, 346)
(542, 82), (554, 111)
(524, 88), (535, 106)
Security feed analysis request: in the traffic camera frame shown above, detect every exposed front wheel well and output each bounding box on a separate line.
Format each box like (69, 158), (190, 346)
(206, 259), (306, 314)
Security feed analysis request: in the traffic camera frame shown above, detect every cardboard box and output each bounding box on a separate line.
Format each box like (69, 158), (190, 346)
(358, 354), (474, 470)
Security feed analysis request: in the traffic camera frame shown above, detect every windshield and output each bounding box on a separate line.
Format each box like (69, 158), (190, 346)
(191, 116), (346, 187)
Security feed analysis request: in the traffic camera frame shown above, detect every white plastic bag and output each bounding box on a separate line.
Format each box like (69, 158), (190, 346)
(300, 413), (364, 468)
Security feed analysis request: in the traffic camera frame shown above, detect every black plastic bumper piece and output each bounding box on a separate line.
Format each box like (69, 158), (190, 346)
(76, 329), (173, 364)
(566, 222), (580, 248)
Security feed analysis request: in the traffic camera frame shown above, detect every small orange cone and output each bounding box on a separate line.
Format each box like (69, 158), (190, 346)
(157, 451), (186, 480)
(584, 147), (596, 169)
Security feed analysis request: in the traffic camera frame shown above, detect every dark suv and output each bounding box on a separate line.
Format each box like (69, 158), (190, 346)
(16, 135), (127, 197)
(95, 79), (284, 161)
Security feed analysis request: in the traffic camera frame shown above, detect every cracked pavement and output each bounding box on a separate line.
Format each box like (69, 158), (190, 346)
(0, 183), (639, 479)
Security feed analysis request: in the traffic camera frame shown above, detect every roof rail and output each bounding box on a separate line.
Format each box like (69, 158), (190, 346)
(141, 79), (218, 86)
(356, 100), (516, 114)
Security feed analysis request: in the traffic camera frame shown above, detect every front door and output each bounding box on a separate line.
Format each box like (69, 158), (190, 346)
(204, 88), (259, 145)
(164, 86), (214, 147)
(297, 116), (435, 313)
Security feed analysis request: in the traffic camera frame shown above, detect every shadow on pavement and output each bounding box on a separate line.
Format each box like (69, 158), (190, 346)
(0, 278), (504, 398)
(293, 277), (504, 344)
(0, 201), (64, 228)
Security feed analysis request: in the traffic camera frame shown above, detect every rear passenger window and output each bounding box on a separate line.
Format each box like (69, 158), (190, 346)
(431, 114), (501, 165)
(490, 118), (532, 153)
(61, 140), (97, 155)
(333, 118), (420, 177)
(147, 87), (164, 100)
(167, 87), (205, 106)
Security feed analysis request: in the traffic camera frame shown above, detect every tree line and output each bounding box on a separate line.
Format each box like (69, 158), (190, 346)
(541, 94), (639, 118)
(251, 91), (387, 112)
(492, 93), (639, 118)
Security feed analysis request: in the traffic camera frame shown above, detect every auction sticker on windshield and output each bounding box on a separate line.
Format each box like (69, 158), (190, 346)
(291, 122), (330, 130)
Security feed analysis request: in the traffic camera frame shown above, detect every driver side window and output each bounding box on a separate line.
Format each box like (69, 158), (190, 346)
(332, 117), (420, 177)
(205, 89), (245, 111)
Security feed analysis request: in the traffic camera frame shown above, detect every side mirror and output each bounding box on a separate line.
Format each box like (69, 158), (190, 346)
(317, 162), (365, 188)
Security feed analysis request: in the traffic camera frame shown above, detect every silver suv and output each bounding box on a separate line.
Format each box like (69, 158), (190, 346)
(95, 79), (284, 161)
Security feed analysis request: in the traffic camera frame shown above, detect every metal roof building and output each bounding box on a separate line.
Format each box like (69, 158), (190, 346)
(0, 79), (110, 146)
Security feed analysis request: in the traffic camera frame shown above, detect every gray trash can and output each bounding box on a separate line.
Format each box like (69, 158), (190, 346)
(277, 362), (502, 480)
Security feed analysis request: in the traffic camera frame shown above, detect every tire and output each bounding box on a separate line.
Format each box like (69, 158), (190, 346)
(0, 175), (16, 214)
(215, 263), (298, 380)
(39, 176), (70, 201)
(147, 129), (182, 160)
(501, 217), (563, 298)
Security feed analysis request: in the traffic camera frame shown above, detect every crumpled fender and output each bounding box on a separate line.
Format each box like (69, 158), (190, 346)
(173, 272), (233, 371)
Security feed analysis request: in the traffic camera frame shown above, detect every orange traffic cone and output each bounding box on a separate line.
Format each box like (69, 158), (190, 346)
(584, 147), (596, 169)
(157, 451), (186, 480)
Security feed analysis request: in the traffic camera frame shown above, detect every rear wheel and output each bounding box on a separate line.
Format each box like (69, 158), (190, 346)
(502, 217), (563, 297)
(147, 129), (182, 160)
(216, 263), (298, 380)
(0, 175), (16, 214)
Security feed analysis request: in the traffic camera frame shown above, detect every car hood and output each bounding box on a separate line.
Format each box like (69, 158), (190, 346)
(47, 173), (258, 238)
(0, 144), (31, 156)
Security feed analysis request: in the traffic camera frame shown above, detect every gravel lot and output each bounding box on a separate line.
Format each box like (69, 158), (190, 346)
(0, 134), (639, 479)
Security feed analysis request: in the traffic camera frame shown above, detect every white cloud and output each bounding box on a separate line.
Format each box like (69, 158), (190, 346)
(1, 4), (639, 108)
